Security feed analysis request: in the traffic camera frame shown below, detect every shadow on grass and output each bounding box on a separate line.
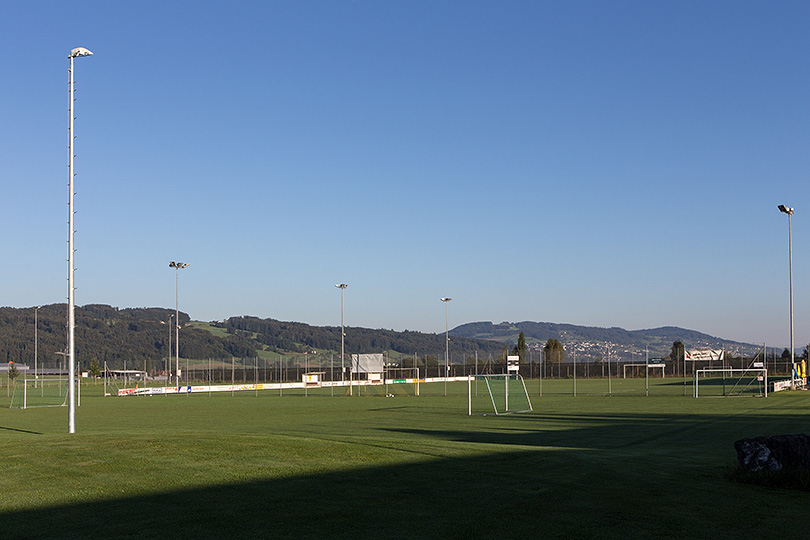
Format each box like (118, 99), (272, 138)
(0, 425), (42, 435)
(3, 450), (554, 540)
(381, 411), (795, 451)
(2, 411), (807, 540)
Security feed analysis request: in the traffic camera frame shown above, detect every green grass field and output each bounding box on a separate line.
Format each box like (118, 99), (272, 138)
(1, 379), (808, 539)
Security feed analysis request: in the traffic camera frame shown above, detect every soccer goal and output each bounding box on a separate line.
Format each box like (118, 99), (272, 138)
(693, 367), (768, 398)
(9, 377), (70, 409)
(468, 374), (533, 415)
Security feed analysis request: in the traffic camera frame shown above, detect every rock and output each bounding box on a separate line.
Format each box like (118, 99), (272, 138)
(734, 434), (810, 472)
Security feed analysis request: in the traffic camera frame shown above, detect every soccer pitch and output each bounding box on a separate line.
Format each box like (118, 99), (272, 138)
(1, 380), (808, 539)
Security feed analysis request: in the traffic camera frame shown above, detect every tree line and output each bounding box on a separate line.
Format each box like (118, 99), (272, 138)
(220, 316), (504, 357)
(0, 305), (255, 371)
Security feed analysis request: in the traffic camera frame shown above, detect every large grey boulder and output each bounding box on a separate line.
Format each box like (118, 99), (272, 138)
(734, 434), (810, 472)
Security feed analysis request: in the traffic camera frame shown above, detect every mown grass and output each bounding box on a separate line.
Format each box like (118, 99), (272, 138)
(0, 381), (809, 539)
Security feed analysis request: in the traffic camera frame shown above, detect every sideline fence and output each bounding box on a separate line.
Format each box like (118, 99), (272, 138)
(100, 353), (795, 398)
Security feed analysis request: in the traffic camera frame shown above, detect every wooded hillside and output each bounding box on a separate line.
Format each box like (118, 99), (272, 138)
(0, 305), (504, 371)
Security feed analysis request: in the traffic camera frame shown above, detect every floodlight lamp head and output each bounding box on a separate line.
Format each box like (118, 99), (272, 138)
(778, 205), (794, 216)
(441, 297), (452, 302)
(336, 283), (349, 289)
(69, 47), (93, 58)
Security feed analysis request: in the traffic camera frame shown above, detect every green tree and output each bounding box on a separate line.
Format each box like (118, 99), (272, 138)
(422, 355), (438, 367)
(669, 341), (684, 375)
(7, 362), (19, 385)
(544, 338), (565, 364)
(516, 332), (526, 364)
(89, 358), (102, 379)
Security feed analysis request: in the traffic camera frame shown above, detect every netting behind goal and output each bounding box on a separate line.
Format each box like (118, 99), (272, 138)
(468, 374), (532, 415)
(9, 377), (69, 409)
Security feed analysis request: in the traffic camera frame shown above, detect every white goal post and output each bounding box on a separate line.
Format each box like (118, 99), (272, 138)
(694, 368), (768, 398)
(9, 376), (71, 409)
(468, 374), (532, 415)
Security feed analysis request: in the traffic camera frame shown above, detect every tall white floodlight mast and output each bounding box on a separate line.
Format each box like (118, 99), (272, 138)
(67, 46), (92, 434)
(336, 284), (349, 395)
(441, 298), (452, 397)
(778, 204), (795, 388)
(169, 262), (189, 388)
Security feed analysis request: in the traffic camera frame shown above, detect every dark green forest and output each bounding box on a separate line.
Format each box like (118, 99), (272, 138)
(0, 305), (257, 370)
(221, 316), (503, 358)
(0, 305), (504, 371)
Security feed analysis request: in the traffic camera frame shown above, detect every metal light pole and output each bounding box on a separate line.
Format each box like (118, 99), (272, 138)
(161, 313), (173, 386)
(778, 205), (795, 387)
(441, 297), (452, 397)
(67, 46), (92, 434)
(336, 284), (349, 395)
(169, 262), (189, 389)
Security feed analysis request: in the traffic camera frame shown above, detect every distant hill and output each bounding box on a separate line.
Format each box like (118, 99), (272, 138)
(0, 304), (258, 370)
(0, 305), (503, 371)
(220, 315), (503, 360)
(0, 305), (775, 371)
(450, 321), (764, 361)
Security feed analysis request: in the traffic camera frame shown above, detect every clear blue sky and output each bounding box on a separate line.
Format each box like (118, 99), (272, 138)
(2, 1), (809, 347)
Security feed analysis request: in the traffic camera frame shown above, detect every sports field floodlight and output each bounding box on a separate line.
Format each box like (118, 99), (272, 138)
(778, 205), (795, 387)
(441, 298), (452, 397)
(69, 47), (93, 58)
(336, 284), (349, 394)
(169, 262), (190, 388)
(67, 46), (93, 434)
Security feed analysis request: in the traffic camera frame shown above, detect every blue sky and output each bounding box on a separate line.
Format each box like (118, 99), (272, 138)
(2, 1), (809, 347)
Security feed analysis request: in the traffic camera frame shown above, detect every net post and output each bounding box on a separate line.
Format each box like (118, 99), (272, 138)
(468, 376), (472, 415)
(505, 374), (509, 411)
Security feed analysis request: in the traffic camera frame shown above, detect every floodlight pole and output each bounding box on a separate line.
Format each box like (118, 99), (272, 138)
(67, 47), (92, 434)
(169, 262), (189, 389)
(161, 314), (173, 387)
(441, 298), (452, 397)
(778, 205), (795, 388)
(336, 284), (349, 395)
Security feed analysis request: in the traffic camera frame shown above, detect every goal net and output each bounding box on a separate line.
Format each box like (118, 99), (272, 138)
(694, 368), (768, 398)
(9, 377), (70, 409)
(468, 374), (532, 415)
